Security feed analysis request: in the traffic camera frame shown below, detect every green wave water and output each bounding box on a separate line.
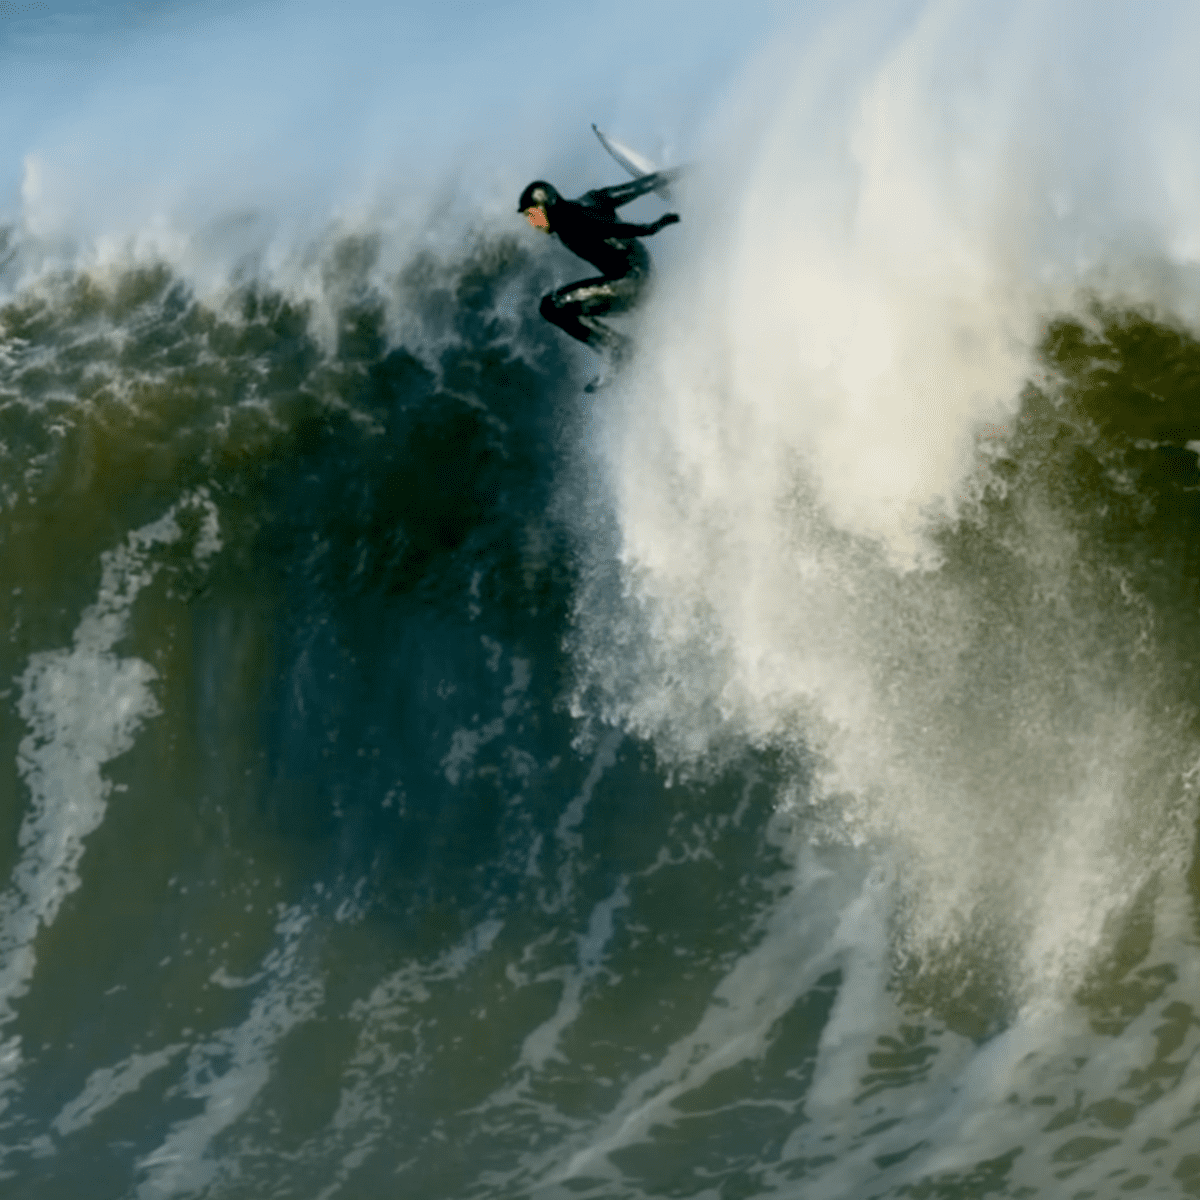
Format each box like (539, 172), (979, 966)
(1, 236), (1200, 1198)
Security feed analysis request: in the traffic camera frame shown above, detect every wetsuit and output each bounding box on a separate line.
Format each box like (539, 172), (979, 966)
(519, 171), (681, 357)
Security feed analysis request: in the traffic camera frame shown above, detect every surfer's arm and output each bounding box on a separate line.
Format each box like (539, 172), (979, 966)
(603, 216), (679, 238)
(594, 167), (685, 208)
(587, 213), (680, 238)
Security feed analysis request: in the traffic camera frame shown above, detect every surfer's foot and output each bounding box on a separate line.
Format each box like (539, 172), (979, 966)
(583, 336), (633, 394)
(607, 333), (633, 369)
(584, 352), (627, 394)
(585, 362), (622, 392)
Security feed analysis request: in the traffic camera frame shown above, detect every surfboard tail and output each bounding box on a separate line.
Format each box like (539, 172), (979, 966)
(592, 124), (674, 201)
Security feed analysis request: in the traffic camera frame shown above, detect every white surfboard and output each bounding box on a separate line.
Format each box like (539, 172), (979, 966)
(592, 124), (674, 201)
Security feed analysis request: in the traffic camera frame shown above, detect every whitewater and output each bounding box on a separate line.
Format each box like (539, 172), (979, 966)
(3, 0), (1200, 1196)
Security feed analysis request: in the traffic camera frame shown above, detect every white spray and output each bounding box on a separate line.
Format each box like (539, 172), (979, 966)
(574, 0), (1200, 1002)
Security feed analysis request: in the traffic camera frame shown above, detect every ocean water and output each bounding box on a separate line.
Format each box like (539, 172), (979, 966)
(4, 1), (1200, 1197)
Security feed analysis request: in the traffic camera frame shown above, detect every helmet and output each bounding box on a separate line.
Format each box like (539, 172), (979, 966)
(517, 181), (559, 213)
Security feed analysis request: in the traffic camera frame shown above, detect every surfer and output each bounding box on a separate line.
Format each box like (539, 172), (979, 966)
(518, 171), (681, 370)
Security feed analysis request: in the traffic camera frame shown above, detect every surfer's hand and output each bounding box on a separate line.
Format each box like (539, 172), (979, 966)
(656, 213), (681, 230)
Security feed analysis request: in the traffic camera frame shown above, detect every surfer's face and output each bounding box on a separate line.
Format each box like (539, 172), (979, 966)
(524, 205), (551, 233)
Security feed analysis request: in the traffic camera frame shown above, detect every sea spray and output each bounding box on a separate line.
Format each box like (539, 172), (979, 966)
(573, 0), (1200, 1010)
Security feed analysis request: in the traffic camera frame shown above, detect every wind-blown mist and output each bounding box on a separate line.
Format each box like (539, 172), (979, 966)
(3, 0), (802, 299)
(572, 0), (1200, 1005)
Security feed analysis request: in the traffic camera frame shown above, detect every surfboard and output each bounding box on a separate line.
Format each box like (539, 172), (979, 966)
(592, 124), (674, 201)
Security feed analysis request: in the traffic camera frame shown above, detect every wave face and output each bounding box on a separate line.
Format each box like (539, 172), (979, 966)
(4, 2), (1200, 1199)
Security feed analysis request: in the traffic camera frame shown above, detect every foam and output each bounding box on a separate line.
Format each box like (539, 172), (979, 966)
(0, 491), (220, 1128)
(135, 905), (323, 1199)
(308, 915), (506, 1200)
(766, 873), (1200, 1197)
(520, 880), (629, 1073)
(53, 1045), (186, 1138)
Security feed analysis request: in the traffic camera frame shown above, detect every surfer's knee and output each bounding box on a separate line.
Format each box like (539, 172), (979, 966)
(540, 292), (573, 327)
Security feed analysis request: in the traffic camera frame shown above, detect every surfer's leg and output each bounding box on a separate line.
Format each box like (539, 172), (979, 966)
(540, 272), (648, 353)
(578, 272), (646, 363)
(539, 276), (613, 345)
(540, 290), (595, 344)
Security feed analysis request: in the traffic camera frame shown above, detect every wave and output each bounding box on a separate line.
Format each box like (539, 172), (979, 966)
(3, 2), (1200, 1195)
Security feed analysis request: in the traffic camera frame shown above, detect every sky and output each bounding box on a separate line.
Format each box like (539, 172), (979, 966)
(1, 0), (823, 242)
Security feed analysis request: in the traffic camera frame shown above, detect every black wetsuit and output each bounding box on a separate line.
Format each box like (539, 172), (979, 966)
(528, 171), (681, 356)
